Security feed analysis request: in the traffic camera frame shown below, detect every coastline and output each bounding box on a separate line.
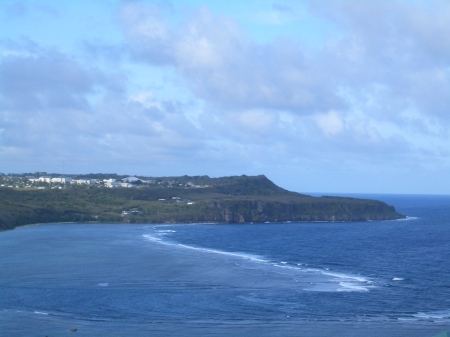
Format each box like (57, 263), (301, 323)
(8, 221), (100, 231)
(3, 215), (410, 233)
(0, 177), (406, 231)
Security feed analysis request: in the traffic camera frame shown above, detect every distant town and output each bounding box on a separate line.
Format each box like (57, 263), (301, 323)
(0, 173), (211, 190)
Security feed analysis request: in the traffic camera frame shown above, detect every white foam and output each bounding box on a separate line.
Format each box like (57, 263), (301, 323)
(267, 262), (373, 291)
(175, 243), (268, 263)
(142, 228), (374, 293)
(413, 310), (450, 321)
(142, 234), (162, 242)
(397, 216), (419, 221)
(303, 283), (340, 292)
(392, 277), (404, 281)
(98, 283), (109, 287)
(34, 311), (49, 315)
(143, 231), (268, 262)
(142, 234), (173, 246)
(321, 271), (374, 292)
(323, 271), (369, 283)
(337, 282), (370, 292)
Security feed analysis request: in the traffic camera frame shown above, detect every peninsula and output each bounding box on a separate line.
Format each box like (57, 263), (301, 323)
(0, 174), (405, 230)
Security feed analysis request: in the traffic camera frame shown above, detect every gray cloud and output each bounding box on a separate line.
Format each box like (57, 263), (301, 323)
(119, 1), (175, 65)
(311, 0), (450, 120)
(112, 1), (450, 179)
(0, 52), (96, 112)
(0, 41), (207, 174)
(120, 1), (450, 127)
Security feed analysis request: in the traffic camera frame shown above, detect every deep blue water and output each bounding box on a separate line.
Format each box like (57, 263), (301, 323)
(1, 194), (450, 336)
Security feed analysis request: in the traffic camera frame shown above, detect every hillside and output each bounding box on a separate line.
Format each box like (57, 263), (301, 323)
(0, 175), (405, 230)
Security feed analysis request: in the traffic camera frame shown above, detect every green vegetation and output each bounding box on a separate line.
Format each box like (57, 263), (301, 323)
(0, 175), (405, 230)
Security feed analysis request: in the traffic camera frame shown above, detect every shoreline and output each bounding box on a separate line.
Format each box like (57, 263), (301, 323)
(3, 216), (410, 233)
(9, 221), (101, 231)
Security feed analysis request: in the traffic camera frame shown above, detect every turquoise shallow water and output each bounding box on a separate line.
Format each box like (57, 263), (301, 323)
(1, 194), (450, 336)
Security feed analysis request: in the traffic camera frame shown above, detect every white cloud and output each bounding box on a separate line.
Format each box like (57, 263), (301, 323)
(120, 4), (342, 113)
(129, 90), (162, 109)
(119, 1), (174, 64)
(236, 109), (277, 134)
(315, 111), (344, 136)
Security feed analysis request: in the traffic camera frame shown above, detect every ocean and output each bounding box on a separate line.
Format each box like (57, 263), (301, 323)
(1, 194), (450, 336)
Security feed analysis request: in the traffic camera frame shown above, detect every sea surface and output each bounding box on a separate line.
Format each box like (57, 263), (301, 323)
(1, 194), (450, 336)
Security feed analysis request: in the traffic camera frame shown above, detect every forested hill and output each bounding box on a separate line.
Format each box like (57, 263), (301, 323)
(0, 175), (405, 230)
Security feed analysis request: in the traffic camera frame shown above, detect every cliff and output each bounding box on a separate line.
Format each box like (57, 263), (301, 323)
(0, 175), (405, 230)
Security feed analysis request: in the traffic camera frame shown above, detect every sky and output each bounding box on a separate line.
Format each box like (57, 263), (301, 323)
(1, 0), (450, 194)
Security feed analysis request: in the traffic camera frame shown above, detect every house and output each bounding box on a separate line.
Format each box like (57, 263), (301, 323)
(122, 176), (140, 183)
(105, 180), (122, 188)
(71, 179), (96, 185)
(51, 177), (72, 184)
(120, 183), (135, 188)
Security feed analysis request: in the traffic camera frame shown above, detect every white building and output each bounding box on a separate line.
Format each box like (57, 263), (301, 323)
(51, 177), (72, 184)
(122, 176), (140, 183)
(120, 183), (135, 188)
(71, 179), (96, 185)
(104, 179), (122, 188)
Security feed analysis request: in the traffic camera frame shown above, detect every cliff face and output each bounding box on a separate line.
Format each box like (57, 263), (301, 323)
(143, 198), (403, 224)
(207, 199), (401, 223)
(0, 175), (405, 230)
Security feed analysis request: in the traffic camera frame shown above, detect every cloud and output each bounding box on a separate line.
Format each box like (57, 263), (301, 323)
(114, 1), (450, 178)
(0, 41), (206, 173)
(120, 4), (343, 113)
(315, 111), (344, 136)
(310, 0), (450, 122)
(0, 52), (96, 112)
(117, 1), (449, 134)
(119, 1), (174, 64)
